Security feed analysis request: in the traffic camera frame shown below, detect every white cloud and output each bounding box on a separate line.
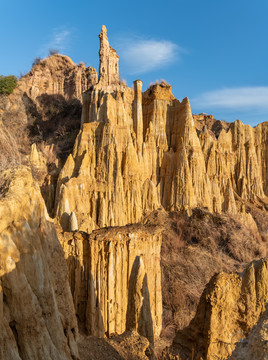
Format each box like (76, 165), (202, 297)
(193, 87), (268, 110)
(116, 36), (183, 74)
(51, 29), (70, 49)
(40, 28), (72, 56)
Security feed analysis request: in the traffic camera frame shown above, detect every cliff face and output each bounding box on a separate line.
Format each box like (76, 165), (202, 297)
(1, 54), (97, 119)
(0, 167), (79, 360)
(20, 54), (97, 101)
(53, 27), (268, 233)
(229, 307), (268, 360)
(1, 25), (267, 360)
(0, 54), (98, 176)
(98, 25), (120, 87)
(0, 54), (97, 136)
(168, 258), (268, 360)
(58, 225), (162, 343)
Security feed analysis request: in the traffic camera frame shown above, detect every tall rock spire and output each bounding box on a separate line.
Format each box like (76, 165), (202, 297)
(98, 25), (119, 86)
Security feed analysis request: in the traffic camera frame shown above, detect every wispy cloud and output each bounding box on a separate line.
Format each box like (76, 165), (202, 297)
(116, 35), (184, 74)
(40, 27), (72, 56)
(193, 87), (268, 110)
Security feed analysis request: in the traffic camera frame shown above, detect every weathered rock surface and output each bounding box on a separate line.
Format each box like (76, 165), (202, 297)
(0, 167), (79, 360)
(0, 54), (98, 176)
(98, 25), (120, 87)
(167, 258), (268, 360)
(78, 331), (154, 360)
(4, 54), (97, 110)
(229, 307), (268, 360)
(54, 26), (268, 233)
(108, 331), (155, 360)
(1, 25), (268, 360)
(58, 224), (162, 342)
(193, 113), (231, 138)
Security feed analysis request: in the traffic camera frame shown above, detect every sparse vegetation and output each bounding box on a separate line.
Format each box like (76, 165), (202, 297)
(148, 79), (171, 89)
(0, 75), (17, 95)
(148, 80), (159, 89)
(143, 207), (267, 338)
(49, 48), (59, 56)
(32, 57), (42, 66)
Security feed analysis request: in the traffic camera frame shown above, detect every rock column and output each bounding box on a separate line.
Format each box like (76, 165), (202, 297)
(134, 80), (143, 154)
(98, 25), (119, 86)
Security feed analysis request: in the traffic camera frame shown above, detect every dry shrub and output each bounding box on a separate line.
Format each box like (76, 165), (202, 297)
(4, 115), (30, 156)
(147, 208), (268, 338)
(148, 80), (159, 89)
(0, 106), (31, 170)
(247, 202), (268, 247)
(0, 123), (22, 173)
(39, 142), (57, 165)
(29, 95), (82, 161)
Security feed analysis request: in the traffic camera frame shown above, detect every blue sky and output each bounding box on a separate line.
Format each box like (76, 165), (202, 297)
(1, 0), (268, 126)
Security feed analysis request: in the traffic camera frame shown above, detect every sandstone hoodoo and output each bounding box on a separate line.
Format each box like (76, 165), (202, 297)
(98, 25), (120, 87)
(0, 24), (268, 360)
(54, 26), (268, 235)
(59, 225), (162, 342)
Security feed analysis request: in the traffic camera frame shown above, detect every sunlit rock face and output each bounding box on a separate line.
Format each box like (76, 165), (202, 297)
(0, 167), (79, 360)
(59, 224), (162, 343)
(0, 53), (97, 128)
(9, 54), (97, 103)
(165, 258), (268, 360)
(54, 27), (268, 233)
(229, 307), (268, 360)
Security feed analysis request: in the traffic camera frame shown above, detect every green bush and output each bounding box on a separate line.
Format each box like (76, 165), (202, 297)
(0, 75), (17, 95)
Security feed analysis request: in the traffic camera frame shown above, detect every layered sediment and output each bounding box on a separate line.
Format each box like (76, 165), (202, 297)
(52, 27), (268, 234)
(55, 80), (268, 232)
(59, 225), (162, 342)
(0, 167), (79, 360)
(5, 54), (97, 107)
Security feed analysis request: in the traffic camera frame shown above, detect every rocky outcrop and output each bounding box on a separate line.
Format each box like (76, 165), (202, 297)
(108, 331), (155, 360)
(0, 167), (79, 360)
(78, 331), (154, 360)
(229, 307), (268, 360)
(145, 207), (267, 335)
(54, 26), (268, 233)
(193, 113), (231, 138)
(0, 54), (97, 127)
(98, 25), (119, 87)
(168, 258), (268, 360)
(58, 225), (162, 342)
(55, 85), (160, 232)
(12, 54), (96, 103)
(0, 54), (98, 181)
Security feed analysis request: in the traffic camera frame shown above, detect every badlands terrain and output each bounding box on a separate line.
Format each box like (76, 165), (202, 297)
(0, 26), (267, 359)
